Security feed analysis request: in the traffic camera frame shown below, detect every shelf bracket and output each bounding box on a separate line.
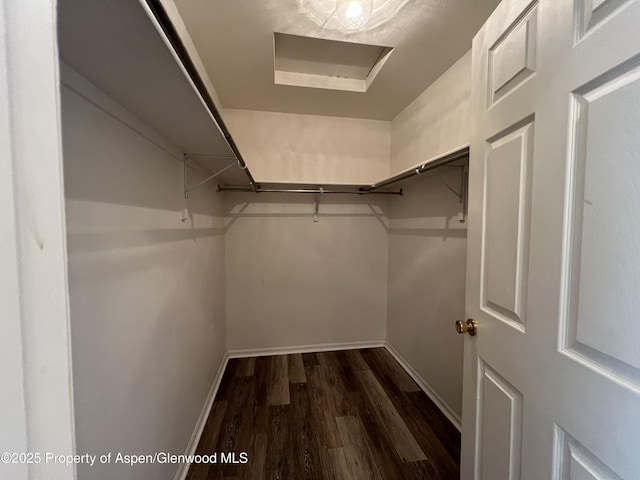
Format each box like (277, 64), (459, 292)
(313, 188), (323, 222)
(183, 154), (238, 199)
(442, 165), (468, 223)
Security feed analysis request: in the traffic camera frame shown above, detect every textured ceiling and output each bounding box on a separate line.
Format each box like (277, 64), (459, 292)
(173, 0), (500, 120)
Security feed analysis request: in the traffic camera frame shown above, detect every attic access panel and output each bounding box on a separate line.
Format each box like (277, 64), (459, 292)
(273, 32), (393, 93)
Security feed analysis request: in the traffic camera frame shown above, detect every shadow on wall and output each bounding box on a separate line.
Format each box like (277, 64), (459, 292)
(61, 85), (226, 252)
(223, 191), (391, 351)
(222, 191), (391, 233)
(385, 164), (468, 419)
(61, 82), (229, 479)
(387, 165), (468, 240)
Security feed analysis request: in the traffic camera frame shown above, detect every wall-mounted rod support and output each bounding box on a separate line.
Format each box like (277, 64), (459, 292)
(442, 166), (465, 203)
(313, 188), (323, 222)
(183, 154), (188, 199)
(143, 0), (258, 190)
(184, 155), (238, 199)
(217, 185), (403, 196)
(441, 165), (468, 223)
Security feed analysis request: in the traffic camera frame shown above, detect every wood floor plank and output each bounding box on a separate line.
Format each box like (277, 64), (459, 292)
(214, 359), (240, 401)
(302, 352), (320, 368)
(335, 416), (383, 480)
(242, 433), (267, 480)
(269, 355), (290, 406)
(187, 347), (460, 480)
(264, 405), (291, 480)
(362, 349), (459, 476)
(208, 376), (256, 480)
(356, 369), (426, 463)
(402, 459), (440, 479)
(306, 364), (343, 449)
(330, 351), (362, 394)
(235, 357), (255, 377)
(185, 400), (229, 480)
(250, 356), (271, 435)
(195, 401), (229, 454)
(290, 382), (322, 479)
(343, 349), (370, 371)
(407, 391), (461, 467)
(317, 352), (356, 415)
(287, 353), (306, 384)
(345, 392), (406, 480)
(361, 347), (421, 393)
(327, 447), (349, 480)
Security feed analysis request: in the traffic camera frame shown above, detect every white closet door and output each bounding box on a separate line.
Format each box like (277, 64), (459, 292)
(462, 0), (640, 478)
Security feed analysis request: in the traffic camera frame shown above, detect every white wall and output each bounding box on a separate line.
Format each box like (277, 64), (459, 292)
(385, 52), (470, 424)
(386, 167), (467, 423)
(390, 50), (471, 175)
(225, 109), (390, 185)
(222, 54), (471, 412)
(61, 72), (227, 480)
(224, 51), (470, 185)
(224, 193), (389, 353)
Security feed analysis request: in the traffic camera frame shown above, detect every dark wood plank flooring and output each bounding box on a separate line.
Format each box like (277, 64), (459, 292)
(186, 348), (460, 480)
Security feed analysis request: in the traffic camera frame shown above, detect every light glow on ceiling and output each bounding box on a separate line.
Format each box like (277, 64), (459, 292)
(337, 0), (372, 30)
(301, 0), (409, 33)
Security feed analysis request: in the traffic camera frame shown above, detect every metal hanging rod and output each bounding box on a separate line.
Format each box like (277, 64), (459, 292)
(363, 147), (469, 192)
(217, 186), (403, 196)
(143, 0), (258, 190)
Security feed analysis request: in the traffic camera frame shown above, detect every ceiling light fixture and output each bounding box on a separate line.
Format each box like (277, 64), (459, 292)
(336, 0), (372, 30)
(301, 0), (408, 33)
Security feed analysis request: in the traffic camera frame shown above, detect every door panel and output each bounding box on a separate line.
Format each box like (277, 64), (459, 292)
(575, 0), (635, 41)
(482, 120), (533, 329)
(463, 0), (640, 478)
(554, 426), (623, 480)
(562, 57), (640, 383)
(477, 362), (523, 480)
(488, 4), (538, 105)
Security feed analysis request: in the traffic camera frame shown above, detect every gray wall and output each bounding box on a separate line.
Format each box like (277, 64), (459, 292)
(390, 50), (471, 174)
(224, 193), (389, 353)
(225, 109), (390, 185)
(386, 167), (468, 422)
(62, 75), (227, 480)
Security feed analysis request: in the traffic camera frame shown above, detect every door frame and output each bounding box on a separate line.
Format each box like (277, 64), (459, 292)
(0, 1), (76, 478)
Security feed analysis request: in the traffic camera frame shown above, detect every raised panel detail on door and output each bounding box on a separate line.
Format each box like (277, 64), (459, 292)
(561, 57), (640, 388)
(481, 119), (533, 331)
(574, 0), (636, 42)
(553, 425), (623, 479)
(476, 361), (523, 480)
(488, 2), (538, 105)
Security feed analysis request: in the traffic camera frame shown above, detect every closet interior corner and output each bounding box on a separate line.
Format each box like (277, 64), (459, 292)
(56, 1), (472, 478)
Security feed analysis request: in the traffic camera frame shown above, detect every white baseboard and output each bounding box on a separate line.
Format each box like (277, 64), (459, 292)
(227, 340), (385, 358)
(173, 352), (230, 480)
(384, 342), (461, 431)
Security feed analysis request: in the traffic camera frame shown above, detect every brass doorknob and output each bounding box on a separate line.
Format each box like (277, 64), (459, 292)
(455, 319), (477, 336)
